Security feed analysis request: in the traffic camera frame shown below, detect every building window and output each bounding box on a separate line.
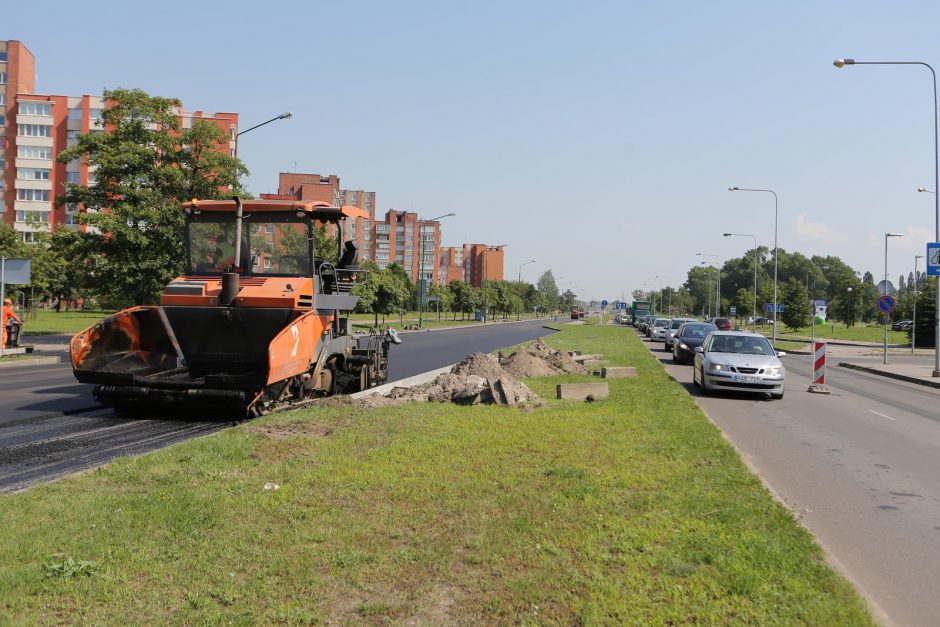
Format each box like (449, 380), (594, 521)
(16, 189), (51, 202)
(17, 168), (51, 181)
(20, 232), (39, 243)
(18, 124), (52, 137)
(89, 108), (103, 124)
(16, 210), (50, 223)
(66, 172), (80, 184)
(65, 212), (81, 225)
(0, 94), (5, 106)
(17, 145), (53, 159)
(19, 102), (53, 116)
(0, 51), (7, 62)
(0, 73), (6, 85)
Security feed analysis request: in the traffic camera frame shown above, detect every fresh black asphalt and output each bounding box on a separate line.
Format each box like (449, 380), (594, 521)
(0, 319), (557, 492)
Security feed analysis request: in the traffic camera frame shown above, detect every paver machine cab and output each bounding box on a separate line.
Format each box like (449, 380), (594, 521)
(70, 198), (400, 417)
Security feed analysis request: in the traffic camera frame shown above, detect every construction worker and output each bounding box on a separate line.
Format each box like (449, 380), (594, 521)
(2, 298), (23, 349)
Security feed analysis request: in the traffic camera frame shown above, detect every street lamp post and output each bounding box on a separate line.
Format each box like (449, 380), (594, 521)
(656, 275), (671, 315)
(914, 254), (925, 353)
(517, 259), (536, 283)
(729, 187), (778, 343)
(516, 260), (535, 320)
(700, 262), (713, 318)
(834, 58), (940, 376)
(724, 233), (758, 331)
(884, 233), (905, 364)
(234, 112), (292, 156)
(231, 112), (293, 267)
(696, 253), (720, 317)
(417, 213), (455, 328)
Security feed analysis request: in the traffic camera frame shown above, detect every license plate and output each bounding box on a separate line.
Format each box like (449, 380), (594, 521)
(733, 375), (758, 383)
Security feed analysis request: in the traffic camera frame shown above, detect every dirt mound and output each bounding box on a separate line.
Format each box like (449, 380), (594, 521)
(361, 352), (541, 409)
(502, 337), (588, 377)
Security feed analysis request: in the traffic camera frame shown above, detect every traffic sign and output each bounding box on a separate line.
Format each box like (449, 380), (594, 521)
(763, 303), (785, 313)
(615, 302), (626, 310)
(928, 243), (940, 276)
(601, 299), (608, 307)
(877, 280), (895, 296)
(877, 294), (897, 314)
(730, 306), (737, 315)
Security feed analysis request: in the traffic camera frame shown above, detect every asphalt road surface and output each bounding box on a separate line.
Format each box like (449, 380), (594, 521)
(641, 330), (940, 627)
(0, 320), (556, 492)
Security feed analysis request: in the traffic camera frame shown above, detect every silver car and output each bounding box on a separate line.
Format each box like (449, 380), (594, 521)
(648, 318), (671, 340)
(692, 331), (786, 399)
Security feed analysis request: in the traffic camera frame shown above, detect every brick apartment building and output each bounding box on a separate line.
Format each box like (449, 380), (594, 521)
(438, 244), (505, 287)
(0, 39), (238, 241)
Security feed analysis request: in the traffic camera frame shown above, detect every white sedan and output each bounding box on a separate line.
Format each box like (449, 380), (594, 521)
(692, 331), (786, 399)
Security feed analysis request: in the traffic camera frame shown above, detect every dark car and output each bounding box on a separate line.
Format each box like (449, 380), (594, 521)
(892, 319), (913, 331)
(672, 322), (718, 364)
(713, 317), (732, 331)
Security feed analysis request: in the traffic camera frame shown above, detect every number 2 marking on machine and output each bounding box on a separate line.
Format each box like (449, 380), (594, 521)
(290, 325), (300, 357)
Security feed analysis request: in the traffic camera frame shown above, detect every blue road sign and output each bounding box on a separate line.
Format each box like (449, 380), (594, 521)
(928, 243), (940, 276)
(877, 294), (897, 314)
(763, 303), (785, 313)
(730, 306), (737, 315)
(601, 299), (609, 307)
(615, 302), (626, 310)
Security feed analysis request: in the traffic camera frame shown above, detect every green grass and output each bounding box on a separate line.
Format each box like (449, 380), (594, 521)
(21, 310), (115, 336)
(776, 322), (907, 344)
(0, 325), (873, 624)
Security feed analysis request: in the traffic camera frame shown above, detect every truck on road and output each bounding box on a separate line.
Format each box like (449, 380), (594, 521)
(631, 301), (652, 326)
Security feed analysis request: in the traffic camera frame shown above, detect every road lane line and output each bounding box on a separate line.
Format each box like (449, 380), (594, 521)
(869, 410), (896, 422)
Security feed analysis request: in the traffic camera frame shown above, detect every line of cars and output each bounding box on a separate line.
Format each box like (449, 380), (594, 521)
(634, 314), (786, 400)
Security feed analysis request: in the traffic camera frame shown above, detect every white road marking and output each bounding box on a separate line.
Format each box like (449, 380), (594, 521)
(869, 410), (896, 422)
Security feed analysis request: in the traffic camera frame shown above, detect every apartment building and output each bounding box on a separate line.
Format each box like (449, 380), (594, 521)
(0, 39), (238, 241)
(1, 40), (36, 228)
(437, 244), (505, 287)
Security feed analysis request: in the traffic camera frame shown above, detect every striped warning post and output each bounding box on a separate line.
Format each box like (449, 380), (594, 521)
(813, 341), (826, 385)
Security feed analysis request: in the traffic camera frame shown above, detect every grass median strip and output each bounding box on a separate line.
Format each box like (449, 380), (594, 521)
(0, 325), (872, 624)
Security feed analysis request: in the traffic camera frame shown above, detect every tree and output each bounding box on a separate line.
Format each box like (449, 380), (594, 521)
(733, 287), (755, 322)
(449, 281), (478, 320)
(780, 277), (810, 330)
(536, 271), (560, 311)
(57, 88), (248, 306)
(560, 289), (576, 308)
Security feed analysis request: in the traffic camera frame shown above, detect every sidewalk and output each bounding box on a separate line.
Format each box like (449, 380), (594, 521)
(838, 361), (940, 391)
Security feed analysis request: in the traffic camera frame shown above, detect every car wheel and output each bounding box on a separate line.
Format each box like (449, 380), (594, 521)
(699, 367), (711, 394)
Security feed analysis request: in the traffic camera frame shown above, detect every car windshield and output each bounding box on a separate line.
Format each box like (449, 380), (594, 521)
(681, 324), (716, 338)
(654, 319), (669, 327)
(670, 319), (684, 329)
(707, 334), (774, 355)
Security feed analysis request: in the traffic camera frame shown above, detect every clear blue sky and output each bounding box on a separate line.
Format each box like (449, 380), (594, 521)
(7, 0), (940, 299)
